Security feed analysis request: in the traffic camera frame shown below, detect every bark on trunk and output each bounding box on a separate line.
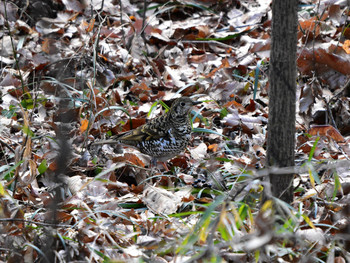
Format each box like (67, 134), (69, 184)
(267, 0), (298, 203)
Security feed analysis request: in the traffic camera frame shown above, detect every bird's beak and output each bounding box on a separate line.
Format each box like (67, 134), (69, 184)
(192, 101), (202, 105)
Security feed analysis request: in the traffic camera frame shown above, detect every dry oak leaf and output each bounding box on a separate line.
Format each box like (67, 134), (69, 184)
(342, 40), (350, 54)
(80, 118), (89, 133)
(308, 125), (345, 142)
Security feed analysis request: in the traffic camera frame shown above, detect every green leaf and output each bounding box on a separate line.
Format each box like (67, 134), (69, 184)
(1, 160), (24, 180)
(91, 156), (98, 165)
(215, 157), (232, 162)
(0, 182), (5, 196)
(220, 108), (228, 118)
(217, 222), (230, 241)
(91, 248), (110, 261)
(177, 195), (226, 254)
(158, 100), (169, 110)
(38, 160), (48, 174)
(301, 214), (315, 229)
(333, 172), (341, 201)
(1, 105), (18, 118)
(255, 247), (260, 262)
(22, 125), (34, 137)
(169, 210), (203, 217)
(308, 137), (319, 161)
(21, 98), (34, 109)
(149, 100), (161, 117)
(238, 203), (248, 221)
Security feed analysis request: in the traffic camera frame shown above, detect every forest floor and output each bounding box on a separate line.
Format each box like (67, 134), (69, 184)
(0, 0), (350, 262)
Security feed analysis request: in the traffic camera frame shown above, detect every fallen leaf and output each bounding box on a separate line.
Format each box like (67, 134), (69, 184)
(309, 125), (345, 142)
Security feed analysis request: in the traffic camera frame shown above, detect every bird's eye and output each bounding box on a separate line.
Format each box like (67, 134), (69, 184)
(180, 102), (186, 106)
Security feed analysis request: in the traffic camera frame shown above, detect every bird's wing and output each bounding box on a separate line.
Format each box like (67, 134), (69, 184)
(117, 115), (169, 142)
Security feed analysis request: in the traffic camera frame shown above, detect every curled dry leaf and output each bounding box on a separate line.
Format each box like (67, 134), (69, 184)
(142, 185), (191, 215)
(112, 153), (146, 168)
(309, 125), (345, 142)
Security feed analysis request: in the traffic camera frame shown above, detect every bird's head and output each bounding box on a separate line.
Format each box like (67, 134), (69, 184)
(169, 97), (201, 120)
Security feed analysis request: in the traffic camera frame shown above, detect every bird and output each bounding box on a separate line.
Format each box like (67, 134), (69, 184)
(95, 97), (201, 165)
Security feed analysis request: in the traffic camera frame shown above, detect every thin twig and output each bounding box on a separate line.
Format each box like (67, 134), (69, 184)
(0, 218), (72, 228)
(0, 138), (16, 153)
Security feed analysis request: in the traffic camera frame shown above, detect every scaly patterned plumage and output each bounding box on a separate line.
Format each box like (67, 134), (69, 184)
(100, 97), (201, 162)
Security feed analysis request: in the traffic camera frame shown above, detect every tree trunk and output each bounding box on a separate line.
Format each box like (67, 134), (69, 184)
(267, 0), (298, 203)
